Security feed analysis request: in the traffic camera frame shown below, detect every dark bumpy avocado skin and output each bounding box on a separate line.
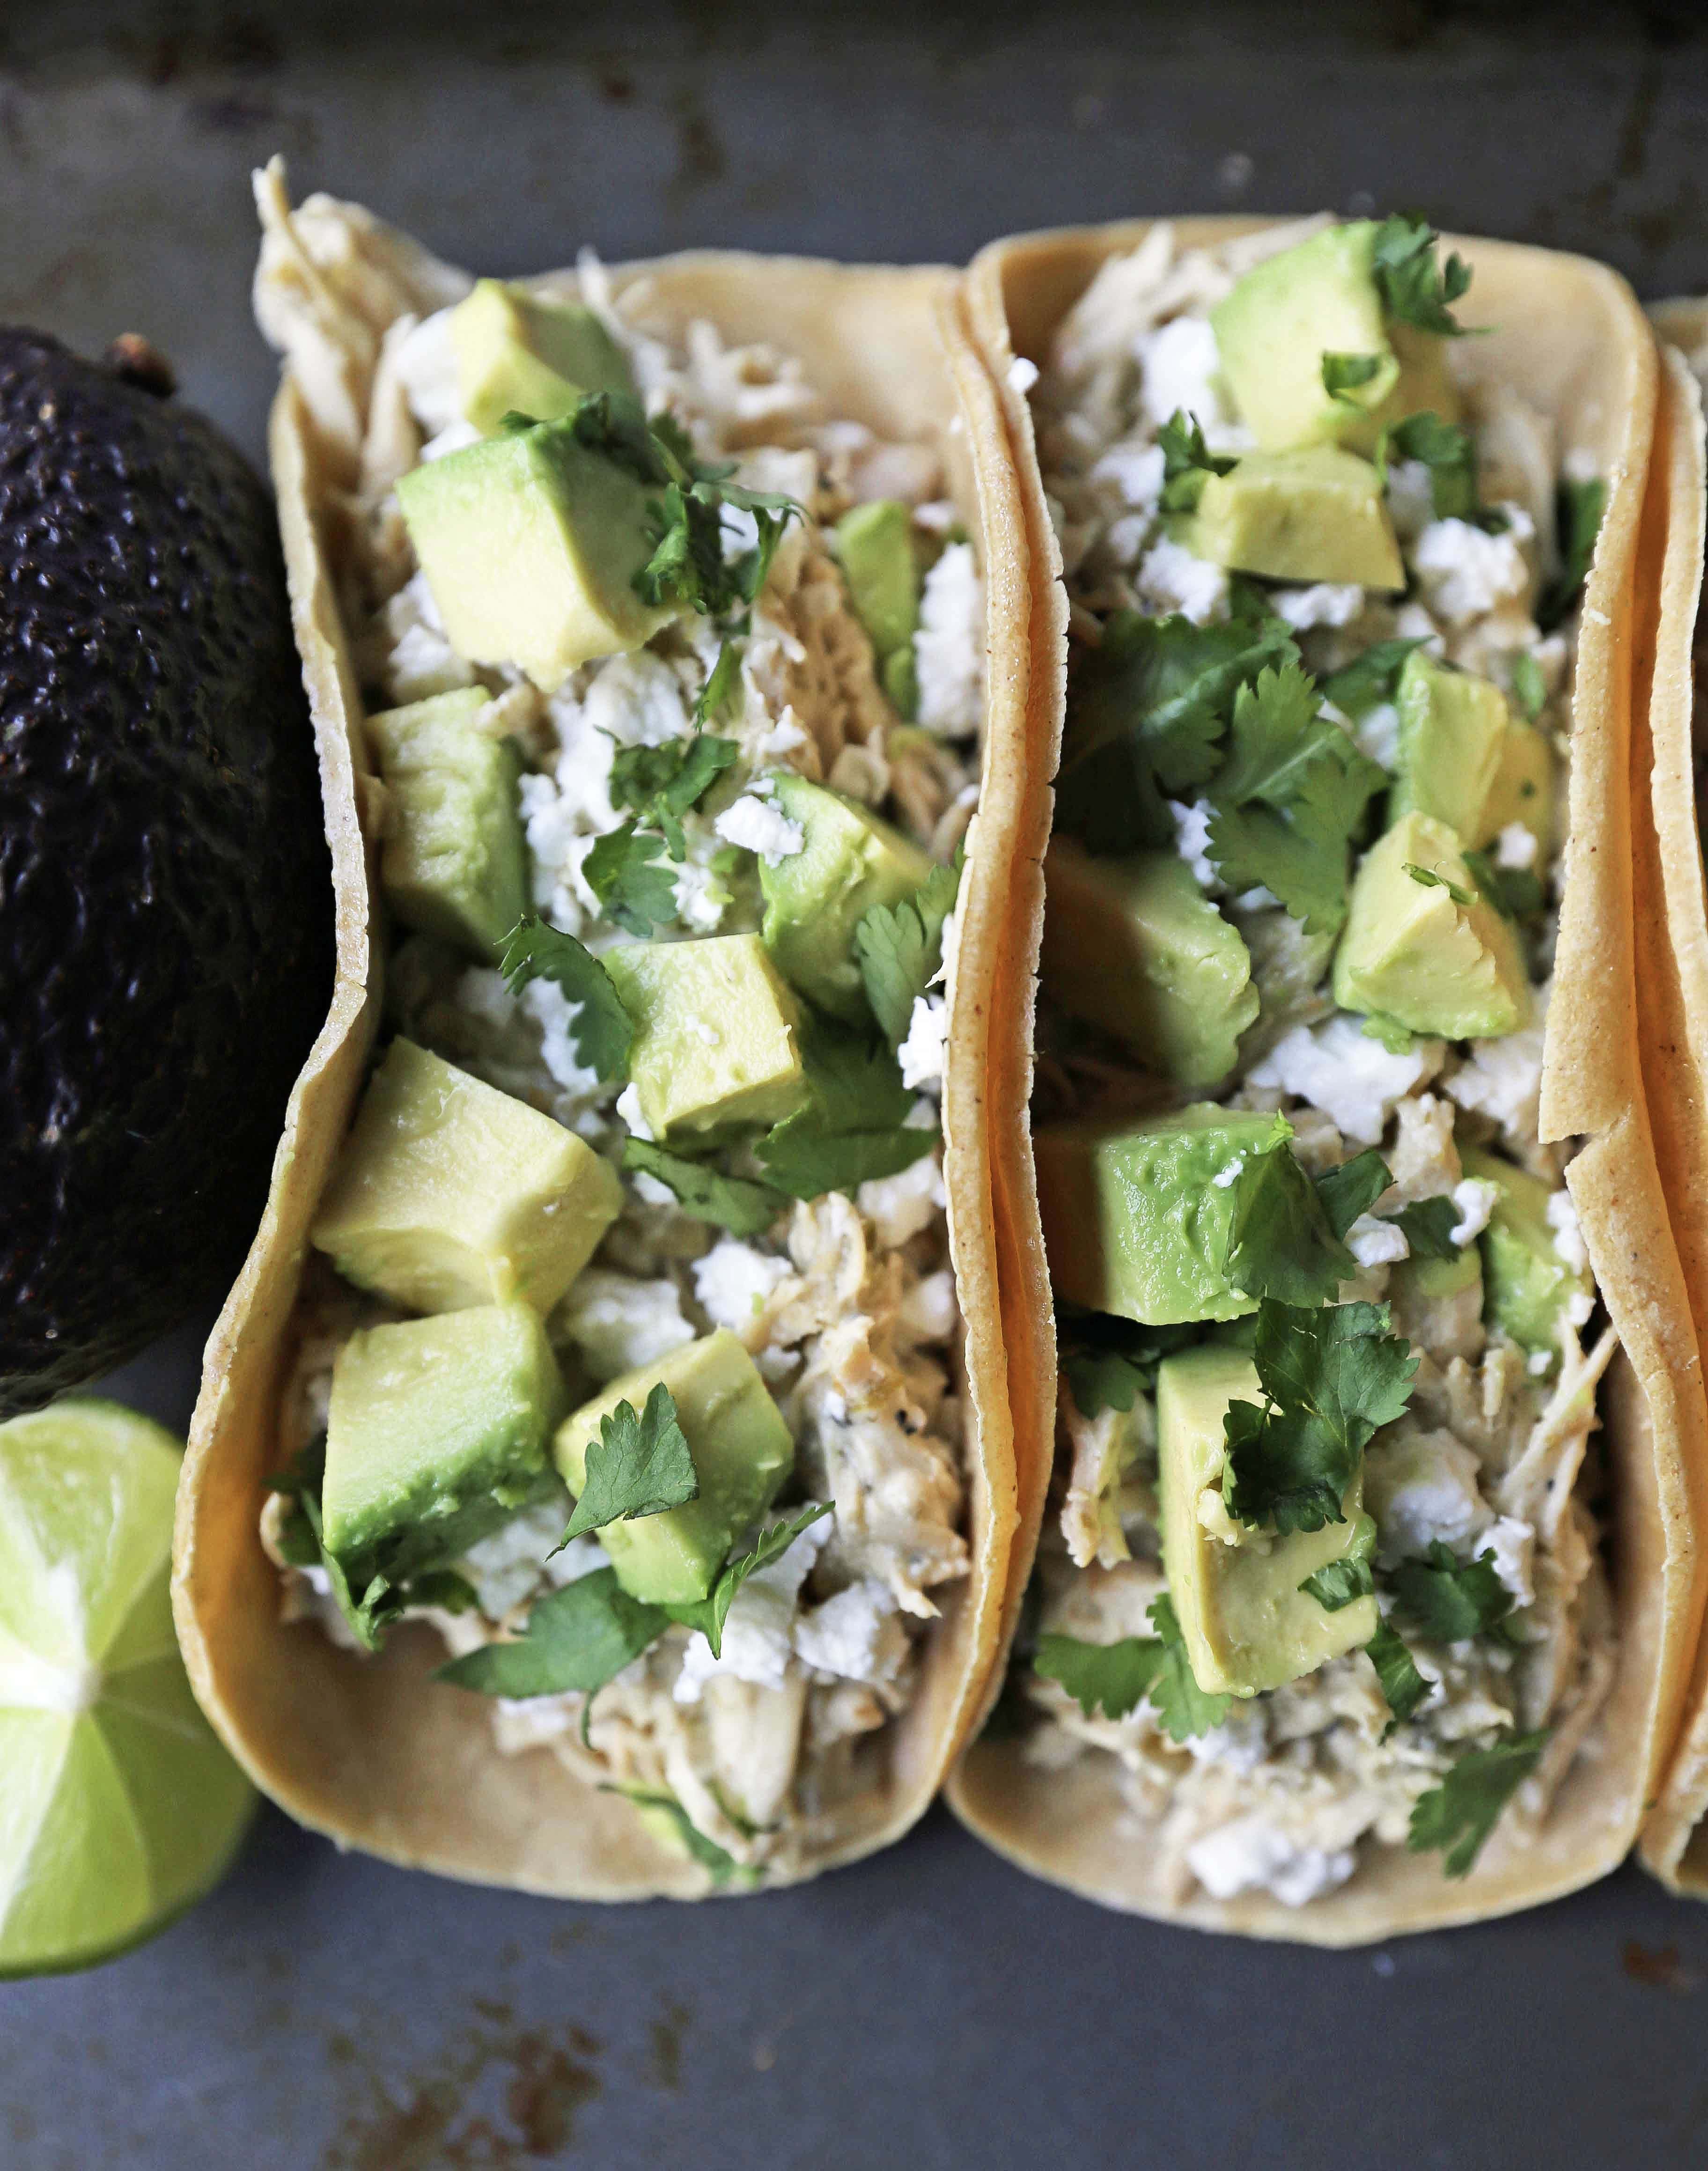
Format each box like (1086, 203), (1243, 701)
(0, 331), (332, 1414)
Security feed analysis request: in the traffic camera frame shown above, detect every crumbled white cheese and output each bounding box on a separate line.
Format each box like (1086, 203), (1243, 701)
(672, 859), (728, 934)
(1444, 1004), (1547, 1149)
(1211, 1155), (1245, 1190)
(1248, 1014), (1440, 1147)
(1186, 1817), (1357, 1908)
(391, 305), (463, 437)
(1392, 600), (1447, 657)
(1449, 1177), (1500, 1247)
(583, 648), (694, 751)
(1090, 438), (1167, 511)
(898, 1268), (957, 1344)
(914, 542), (985, 739)
(930, 910), (958, 989)
(1347, 1214), (1409, 1269)
(1139, 314), (1225, 431)
(1495, 821), (1539, 872)
(1411, 508), (1534, 626)
(520, 978), (602, 1100)
(458, 1503), (601, 1621)
(1364, 1429), (1489, 1566)
(1007, 355), (1040, 395)
(1135, 536), (1229, 625)
(794, 1577), (908, 1686)
(673, 1510), (832, 1702)
(898, 994), (949, 1091)
(1384, 458), (1437, 541)
(1482, 1515), (1536, 1607)
(380, 570), (476, 704)
(615, 1082), (653, 1141)
(716, 794), (805, 866)
(1269, 582), (1365, 631)
(559, 1268), (693, 1381)
(1183, 1701), (1269, 1773)
(857, 1149), (947, 1248)
(1546, 1189), (1589, 1274)
(1170, 797), (1219, 890)
(692, 1240), (789, 1331)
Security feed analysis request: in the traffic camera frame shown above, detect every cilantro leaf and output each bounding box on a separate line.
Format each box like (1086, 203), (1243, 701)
(1314, 1149), (1392, 1242)
(1408, 1729), (1549, 1876)
(436, 1565), (668, 1700)
(1321, 637), (1427, 721)
(1390, 1542), (1516, 1644)
(1384, 411), (1483, 523)
(583, 821), (680, 936)
(1157, 408), (1237, 513)
(1222, 1299), (1418, 1533)
(663, 1503), (832, 1657)
(1146, 1594), (1233, 1742)
(1466, 853), (1545, 921)
(1322, 352), (1384, 404)
(1367, 1619), (1431, 1726)
(1300, 1554), (1375, 1611)
(609, 733), (739, 859)
(755, 1020), (935, 1200)
(560, 1383), (699, 1543)
(621, 1138), (787, 1236)
(1405, 861), (1473, 907)
(1203, 663), (1387, 935)
(602, 1785), (758, 1888)
(1387, 1195), (1461, 1260)
(1371, 214), (1473, 337)
(1059, 1312), (1197, 1419)
(1537, 477), (1605, 633)
(1509, 650), (1546, 721)
(855, 857), (962, 1046)
(1223, 1136), (1357, 1308)
(694, 632), (745, 727)
(269, 1444), (473, 1653)
(1034, 1630), (1165, 1721)
(498, 915), (633, 1083)
(566, 390), (670, 483)
(1060, 610), (1298, 853)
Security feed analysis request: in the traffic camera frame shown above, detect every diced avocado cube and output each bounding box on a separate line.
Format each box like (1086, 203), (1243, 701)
(1479, 716), (1555, 866)
(1209, 219), (1460, 455)
(396, 419), (671, 692)
(366, 687), (528, 962)
(1158, 1346), (1378, 1698)
(835, 500), (921, 670)
(311, 1039), (623, 1314)
(758, 774), (935, 1022)
(1042, 840), (1257, 1090)
(1388, 1241), (1485, 1363)
(1331, 811), (1530, 1041)
(1391, 652), (1511, 849)
(451, 277), (634, 436)
(554, 1329), (795, 1605)
(322, 1300), (567, 1576)
(1033, 1105), (1296, 1326)
(1179, 445), (1405, 590)
(1460, 1147), (1593, 1359)
(603, 935), (810, 1141)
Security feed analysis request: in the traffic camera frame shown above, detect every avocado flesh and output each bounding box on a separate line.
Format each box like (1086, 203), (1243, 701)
(554, 1330), (796, 1605)
(452, 278), (635, 435)
(1332, 811), (1530, 1041)
(1179, 445), (1405, 590)
(1033, 1105), (1296, 1326)
(367, 687), (529, 962)
(1480, 718), (1555, 865)
(1209, 219), (1459, 455)
(835, 499), (921, 679)
(603, 935), (811, 1141)
(396, 419), (670, 692)
(1391, 652), (1510, 850)
(1042, 840), (1257, 1090)
(1158, 1346), (1379, 1699)
(311, 1039), (623, 1314)
(0, 330), (332, 1414)
(758, 774), (935, 1022)
(1460, 1146), (1592, 1358)
(322, 1301), (567, 1579)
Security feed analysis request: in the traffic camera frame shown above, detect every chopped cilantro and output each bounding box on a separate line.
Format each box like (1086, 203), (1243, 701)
(1221, 1299), (1417, 1534)
(1386, 1195), (1461, 1260)
(1509, 650), (1547, 721)
(268, 1444), (475, 1653)
(1390, 1542), (1516, 1645)
(602, 1785), (758, 1888)
(498, 914), (633, 1083)
(560, 1383), (699, 1544)
(1463, 847), (1545, 920)
(583, 821), (680, 936)
(1314, 1148), (1392, 1242)
(1370, 214), (1473, 338)
(694, 627), (746, 727)
(1322, 352), (1384, 404)
(1320, 637), (1428, 720)
(1203, 662), (1387, 935)
(1367, 1619), (1431, 1726)
(1146, 1594), (1233, 1742)
(609, 732), (739, 859)
(756, 1021), (935, 1201)
(1384, 410), (1488, 525)
(1157, 408), (1237, 513)
(1404, 861), (1473, 908)
(436, 1565), (668, 1708)
(1408, 1729), (1549, 1876)
(1223, 1139), (1358, 1308)
(1300, 1554), (1375, 1611)
(855, 855), (962, 1048)
(663, 1503), (833, 1658)
(1059, 1312), (1197, 1419)
(1537, 477), (1605, 633)
(621, 1139), (787, 1237)
(1034, 1630), (1165, 1721)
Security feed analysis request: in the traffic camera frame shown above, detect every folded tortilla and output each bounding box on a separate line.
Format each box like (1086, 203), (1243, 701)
(947, 217), (1708, 1943)
(170, 168), (1042, 1897)
(1631, 309), (1708, 1895)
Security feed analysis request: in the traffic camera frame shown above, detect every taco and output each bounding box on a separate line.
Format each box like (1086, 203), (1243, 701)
(170, 162), (1041, 1897)
(947, 214), (1708, 1942)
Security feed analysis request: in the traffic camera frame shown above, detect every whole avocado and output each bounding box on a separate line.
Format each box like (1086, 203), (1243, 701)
(0, 330), (332, 1414)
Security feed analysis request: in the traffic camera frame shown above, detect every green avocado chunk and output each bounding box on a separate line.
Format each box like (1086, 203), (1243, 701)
(1158, 1345), (1378, 1699)
(1041, 839), (1257, 1089)
(396, 417), (671, 692)
(366, 687), (528, 962)
(451, 277), (635, 436)
(604, 934), (811, 1141)
(1391, 651), (1513, 850)
(1460, 1147), (1593, 1360)
(1178, 445), (1405, 590)
(835, 500), (921, 697)
(1479, 715), (1555, 866)
(758, 773), (935, 1022)
(322, 1300), (567, 1577)
(1033, 1105), (1296, 1325)
(554, 1330), (796, 1605)
(311, 1039), (623, 1314)
(1332, 810), (1530, 1041)
(1209, 218), (1460, 455)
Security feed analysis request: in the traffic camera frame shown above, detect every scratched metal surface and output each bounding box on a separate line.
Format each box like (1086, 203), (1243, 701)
(6, 5), (1708, 2166)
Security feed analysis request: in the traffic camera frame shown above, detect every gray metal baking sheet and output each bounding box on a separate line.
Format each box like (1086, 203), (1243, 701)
(6, 6), (1708, 2165)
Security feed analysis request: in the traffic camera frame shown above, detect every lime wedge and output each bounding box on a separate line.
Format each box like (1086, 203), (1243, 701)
(0, 1400), (254, 1975)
